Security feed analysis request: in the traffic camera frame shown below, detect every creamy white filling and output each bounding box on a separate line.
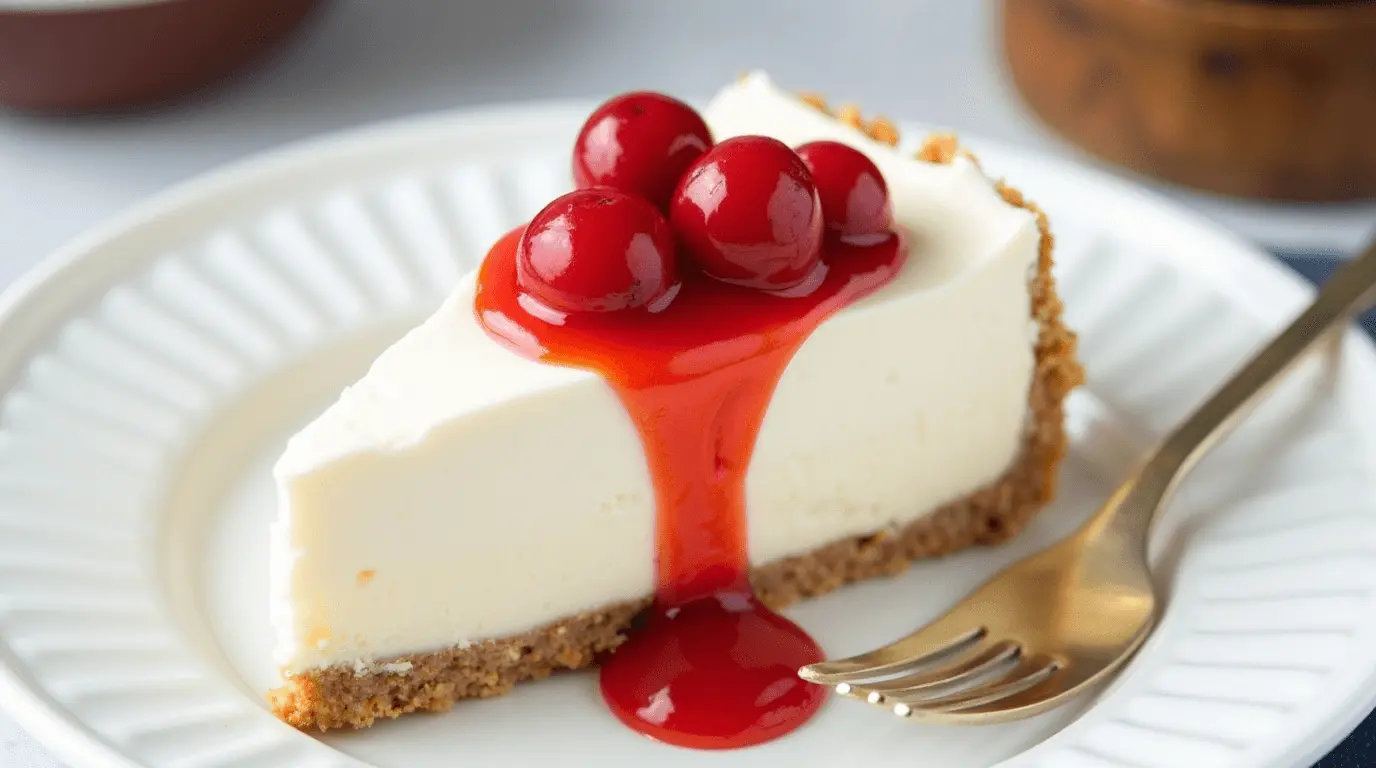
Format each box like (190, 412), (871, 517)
(271, 72), (1040, 674)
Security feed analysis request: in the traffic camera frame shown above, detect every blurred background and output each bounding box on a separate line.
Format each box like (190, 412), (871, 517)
(0, 0), (1373, 765)
(2, 0), (1374, 285)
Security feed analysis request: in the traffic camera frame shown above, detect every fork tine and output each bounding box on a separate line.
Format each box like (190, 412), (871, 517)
(799, 626), (986, 685)
(891, 659), (1061, 716)
(852, 641), (1021, 703)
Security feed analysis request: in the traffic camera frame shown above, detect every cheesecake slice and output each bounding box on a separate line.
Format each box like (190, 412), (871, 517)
(269, 72), (1081, 731)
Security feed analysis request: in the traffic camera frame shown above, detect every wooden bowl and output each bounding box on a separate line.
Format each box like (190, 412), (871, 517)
(1000, 0), (1376, 202)
(0, 0), (323, 114)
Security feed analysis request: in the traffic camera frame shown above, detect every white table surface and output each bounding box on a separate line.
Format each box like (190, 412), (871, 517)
(0, 1), (1372, 765)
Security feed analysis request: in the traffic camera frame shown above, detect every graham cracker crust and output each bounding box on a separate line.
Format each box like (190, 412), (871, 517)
(270, 124), (1084, 732)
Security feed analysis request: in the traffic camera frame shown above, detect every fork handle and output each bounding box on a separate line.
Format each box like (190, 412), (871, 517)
(1122, 239), (1376, 539)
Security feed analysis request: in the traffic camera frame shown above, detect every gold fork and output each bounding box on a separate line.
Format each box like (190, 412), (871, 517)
(799, 239), (1376, 724)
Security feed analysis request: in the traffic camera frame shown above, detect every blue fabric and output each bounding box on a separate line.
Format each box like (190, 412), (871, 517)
(1274, 253), (1375, 768)
(1278, 253), (1376, 342)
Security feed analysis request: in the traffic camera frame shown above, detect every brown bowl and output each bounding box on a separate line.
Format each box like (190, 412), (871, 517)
(1000, 0), (1376, 202)
(0, 0), (323, 114)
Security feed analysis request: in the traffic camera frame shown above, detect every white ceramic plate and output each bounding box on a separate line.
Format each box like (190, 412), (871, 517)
(0, 103), (1374, 768)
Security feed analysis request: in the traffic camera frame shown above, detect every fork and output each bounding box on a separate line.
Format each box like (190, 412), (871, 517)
(798, 239), (1376, 724)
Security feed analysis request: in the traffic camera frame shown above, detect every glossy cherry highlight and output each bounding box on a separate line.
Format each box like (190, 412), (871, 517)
(515, 188), (679, 314)
(573, 92), (713, 211)
(670, 136), (824, 291)
(795, 140), (893, 241)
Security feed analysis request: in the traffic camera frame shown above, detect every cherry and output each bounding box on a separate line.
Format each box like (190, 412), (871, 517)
(516, 188), (679, 314)
(573, 92), (713, 212)
(794, 141), (892, 241)
(670, 136), (824, 291)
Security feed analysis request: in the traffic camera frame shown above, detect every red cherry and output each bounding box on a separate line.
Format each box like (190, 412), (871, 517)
(670, 136), (824, 291)
(516, 188), (679, 314)
(573, 92), (713, 211)
(794, 141), (892, 241)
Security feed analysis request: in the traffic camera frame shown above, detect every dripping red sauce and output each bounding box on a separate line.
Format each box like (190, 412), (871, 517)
(475, 227), (906, 749)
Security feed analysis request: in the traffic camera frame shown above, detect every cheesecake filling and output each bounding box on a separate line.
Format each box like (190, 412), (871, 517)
(270, 73), (1040, 676)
